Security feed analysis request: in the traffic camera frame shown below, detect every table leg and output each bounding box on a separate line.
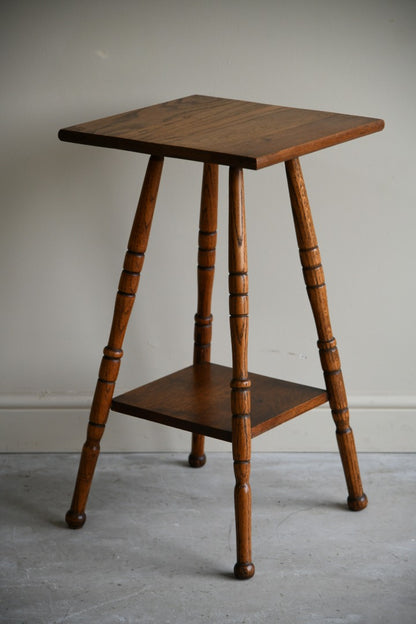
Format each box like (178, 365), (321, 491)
(189, 164), (219, 468)
(285, 157), (367, 511)
(229, 167), (255, 579)
(65, 155), (164, 529)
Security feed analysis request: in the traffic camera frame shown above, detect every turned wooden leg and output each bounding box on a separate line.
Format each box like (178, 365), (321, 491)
(189, 163), (218, 468)
(229, 167), (255, 579)
(285, 157), (367, 512)
(66, 155), (164, 529)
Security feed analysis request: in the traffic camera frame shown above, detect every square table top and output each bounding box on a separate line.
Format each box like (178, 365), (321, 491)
(58, 95), (384, 170)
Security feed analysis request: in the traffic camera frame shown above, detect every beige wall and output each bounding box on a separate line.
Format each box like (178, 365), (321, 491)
(1, 0), (415, 452)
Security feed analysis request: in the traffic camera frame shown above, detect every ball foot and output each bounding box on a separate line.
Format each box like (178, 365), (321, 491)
(65, 509), (86, 529)
(188, 453), (206, 468)
(234, 562), (255, 580)
(347, 493), (368, 511)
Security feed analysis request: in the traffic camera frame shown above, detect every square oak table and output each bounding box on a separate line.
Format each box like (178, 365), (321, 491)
(59, 95), (384, 579)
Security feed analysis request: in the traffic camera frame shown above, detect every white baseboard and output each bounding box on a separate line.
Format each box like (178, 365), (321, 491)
(0, 393), (415, 452)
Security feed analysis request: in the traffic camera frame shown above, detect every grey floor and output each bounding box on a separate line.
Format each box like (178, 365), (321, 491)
(1, 453), (415, 624)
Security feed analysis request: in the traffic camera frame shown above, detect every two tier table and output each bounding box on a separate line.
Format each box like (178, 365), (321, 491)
(59, 95), (384, 579)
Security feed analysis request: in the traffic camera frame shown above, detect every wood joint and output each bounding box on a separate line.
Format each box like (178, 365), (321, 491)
(117, 291), (135, 298)
(336, 426), (352, 435)
(194, 314), (213, 324)
(126, 251), (145, 257)
(303, 263), (322, 271)
(231, 381), (250, 389)
(103, 347), (123, 358)
(306, 283), (326, 290)
(318, 338), (337, 350)
(199, 230), (217, 237)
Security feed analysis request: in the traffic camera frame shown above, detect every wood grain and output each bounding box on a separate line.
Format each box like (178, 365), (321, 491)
(189, 163), (219, 468)
(59, 95), (384, 170)
(111, 363), (328, 442)
(285, 157), (368, 511)
(228, 167), (254, 579)
(65, 155), (164, 529)
(61, 95), (381, 577)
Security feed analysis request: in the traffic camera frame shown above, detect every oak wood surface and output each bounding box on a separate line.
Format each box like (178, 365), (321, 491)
(65, 155), (164, 529)
(228, 167), (254, 579)
(61, 96), (382, 577)
(111, 363), (328, 442)
(189, 163), (219, 467)
(285, 157), (368, 511)
(59, 95), (384, 170)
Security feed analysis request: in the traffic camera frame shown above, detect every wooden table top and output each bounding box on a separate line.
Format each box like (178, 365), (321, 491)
(59, 95), (384, 170)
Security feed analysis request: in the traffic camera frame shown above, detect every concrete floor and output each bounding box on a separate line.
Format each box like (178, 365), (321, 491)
(0, 453), (415, 624)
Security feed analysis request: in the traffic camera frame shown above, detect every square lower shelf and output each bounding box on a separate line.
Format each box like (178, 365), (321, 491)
(111, 363), (328, 442)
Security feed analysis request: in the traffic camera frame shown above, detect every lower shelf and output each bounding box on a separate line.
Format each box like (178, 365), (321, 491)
(111, 363), (328, 442)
